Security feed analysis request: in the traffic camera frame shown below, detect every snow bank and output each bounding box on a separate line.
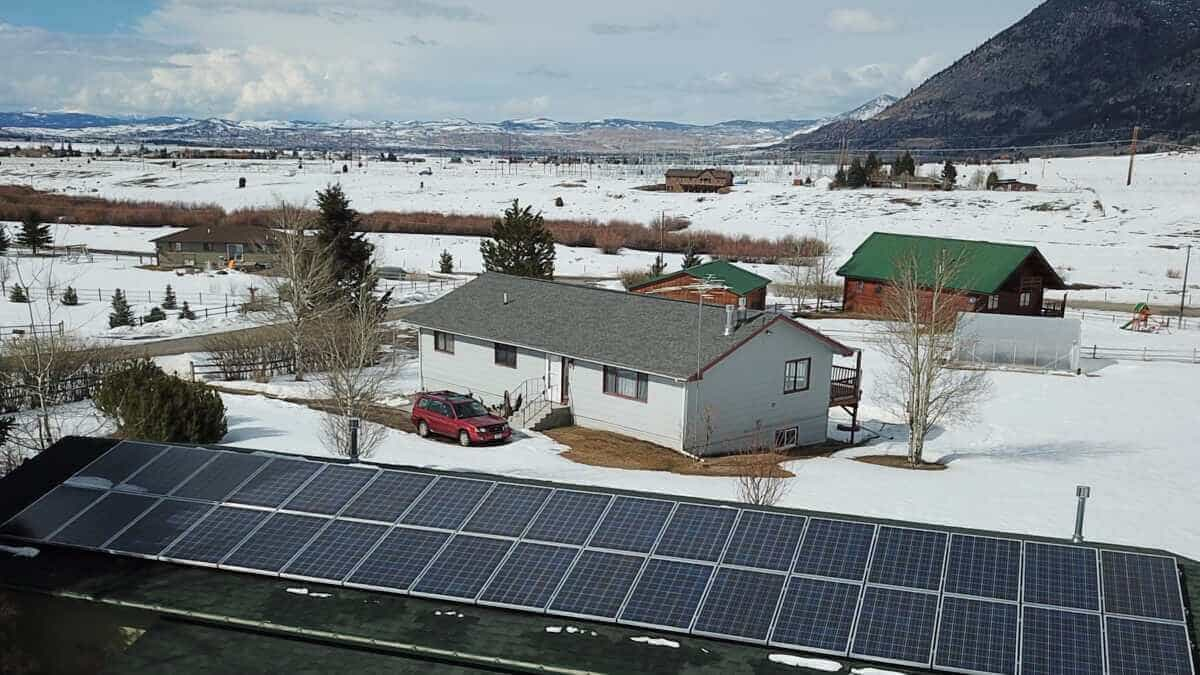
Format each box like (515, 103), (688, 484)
(768, 654), (842, 671)
(0, 544), (40, 558)
(629, 636), (679, 648)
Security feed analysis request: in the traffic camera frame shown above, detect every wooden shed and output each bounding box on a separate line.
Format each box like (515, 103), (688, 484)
(629, 260), (771, 310)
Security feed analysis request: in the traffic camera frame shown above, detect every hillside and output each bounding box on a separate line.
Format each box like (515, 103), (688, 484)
(792, 0), (1200, 149)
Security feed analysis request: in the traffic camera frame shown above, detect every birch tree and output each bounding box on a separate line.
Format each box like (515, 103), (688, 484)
(266, 202), (339, 381)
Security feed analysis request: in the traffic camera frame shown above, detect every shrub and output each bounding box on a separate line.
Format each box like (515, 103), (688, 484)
(8, 286), (28, 303)
(1167, 268), (1183, 280)
(61, 286), (79, 305)
(143, 306), (166, 323)
(94, 362), (227, 443)
(179, 301), (196, 320)
(595, 228), (624, 255)
(438, 249), (454, 274)
(620, 269), (653, 289)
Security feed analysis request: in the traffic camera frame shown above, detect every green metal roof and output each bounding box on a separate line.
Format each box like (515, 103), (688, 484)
(835, 232), (1063, 294)
(632, 259), (771, 296)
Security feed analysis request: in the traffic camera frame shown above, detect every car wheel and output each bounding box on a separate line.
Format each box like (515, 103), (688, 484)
(417, 421), (429, 438)
(458, 430), (471, 447)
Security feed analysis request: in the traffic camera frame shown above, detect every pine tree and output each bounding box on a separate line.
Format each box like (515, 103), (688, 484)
(144, 306), (166, 323)
(315, 184), (374, 298)
(8, 286), (28, 303)
(846, 158), (868, 188)
(18, 210), (52, 255)
(941, 160), (958, 190)
(865, 152), (882, 176)
(986, 171), (1000, 190)
(61, 286), (78, 306)
(893, 151), (917, 177)
(833, 167), (847, 187)
(162, 284), (178, 310)
(438, 249), (454, 274)
(109, 289), (134, 328)
(681, 244), (702, 269)
(179, 301), (196, 320)
(479, 199), (556, 279)
(0, 225), (9, 254)
(650, 254), (667, 276)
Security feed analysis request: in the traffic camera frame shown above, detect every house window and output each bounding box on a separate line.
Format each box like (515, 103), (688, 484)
(783, 358), (810, 394)
(603, 366), (648, 402)
(855, 280), (865, 292)
(1019, 291), (1032, 308)
(433, 331), (454, 353)
(494, 343), (517, 368)
(172, 242), (182, 252)
(203, 242), (214, 252)
(988, 295), (999, 310)
(774, 427), (799, 449)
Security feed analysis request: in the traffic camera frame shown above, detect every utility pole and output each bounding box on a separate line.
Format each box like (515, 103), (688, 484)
(1180, 244), (1192, 328)
(1126, 126), (1140, 186)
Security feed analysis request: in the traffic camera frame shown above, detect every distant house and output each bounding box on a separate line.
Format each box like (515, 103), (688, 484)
(665, 168), (734, 193)
(152, 224), (278, 269)
(628, 260), (771, 310)
(991, 178), (1038, 192)
(403, 273), (860, 456)
(837, 233), (1067, 317)
(866, 175), (943, 191)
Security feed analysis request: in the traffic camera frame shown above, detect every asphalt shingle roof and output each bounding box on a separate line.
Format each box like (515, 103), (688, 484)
(151, 223), (275, 245)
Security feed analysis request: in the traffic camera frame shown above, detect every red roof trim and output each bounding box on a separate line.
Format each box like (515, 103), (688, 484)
(690, 315), (854, 380)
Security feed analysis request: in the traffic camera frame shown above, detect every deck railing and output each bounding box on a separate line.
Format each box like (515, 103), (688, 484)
(830, 364), (861, 407)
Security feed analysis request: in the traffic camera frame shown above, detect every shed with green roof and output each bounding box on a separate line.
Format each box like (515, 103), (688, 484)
(629, 259), (772, 309)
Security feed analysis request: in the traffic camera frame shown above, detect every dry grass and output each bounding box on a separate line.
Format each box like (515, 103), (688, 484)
(547, 426), (801, 478)
(854, 454), (947, 471)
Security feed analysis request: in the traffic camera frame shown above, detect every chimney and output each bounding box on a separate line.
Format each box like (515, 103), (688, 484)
(724, 304), (735, 336)
(503, 292), (510, 305)
(349, 418), (360, 462)
(738, 297), (748, 323)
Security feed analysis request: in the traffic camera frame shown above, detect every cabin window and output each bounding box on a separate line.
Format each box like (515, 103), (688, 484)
(494, 343), (517, 368)
(988, 295), (999, 310)
(603, 366), (648, 402)
(1019, 291), (1032, 308)
(433, 331), (454, 354)
(202, 242), (214, 252)
(855, 280), (864, 292)
(172, 242), (182, 252)
(783, 358), (811, 394)
(774, 427), (799, 449)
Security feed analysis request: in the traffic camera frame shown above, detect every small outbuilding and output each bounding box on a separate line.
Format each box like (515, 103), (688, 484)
(629, 259), (771, 310)
(990, 178), (1038, 192)
(665, 168), (734, 193)
(152, 223), (278, 269)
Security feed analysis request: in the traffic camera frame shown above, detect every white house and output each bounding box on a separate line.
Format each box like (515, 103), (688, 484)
(403, 273), (860, 457)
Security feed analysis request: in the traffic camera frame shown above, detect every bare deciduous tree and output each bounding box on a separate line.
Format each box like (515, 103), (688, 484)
(266, 202), (339, 381)
(735, 451), (789, 506)
(781, 221), (838, 312)
(876, 250), (991, 466)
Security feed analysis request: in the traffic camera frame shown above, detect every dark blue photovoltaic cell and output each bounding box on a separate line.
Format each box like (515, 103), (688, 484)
(770, 576), (860, 654)
(172, 452), (270, 501)
(346, 527), (450, 590)
(163, 506), (270, 563)
(524, 490), (611, 545)
(340, 471), (434, 522)
(944, 534), (1022, 601)
(282, 465), (377, 515)
(1020, 606), (1103, 675)
(1105, 617), (1194, 675)
(619, 558), (713, 630)
(106, 499), (213, 556)
(933, 596), (1017, 675)
(227, 459), (323, 508)
(588, 496), (673, 553)
(222, 513), (327, 572)
(867, 526), (947, 591)
(75, 441), (167, 485)
(462, 483), (552, 537)
(50, 492), (158, 548)
(693, 568), (785, 641)
(792, 518), (874, 581)
(1023, 542), (1100, 611)
(850, 586), (938, 666)
(283, 520), (389, 581)
(411, 535), (513, 599)
(721, 511), (805, 571)
(549, 550), (645, 619)
(478, 542), (579, 609)
(1101, 550), (1185, 621)
(0, 486), (105, 540)
(400, 478), (493, 530)
(118, 446), (217, 495)
(652, 503), (737, 562)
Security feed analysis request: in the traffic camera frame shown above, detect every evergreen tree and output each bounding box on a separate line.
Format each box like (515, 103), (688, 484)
(833, 167), (848, 187)
(893, 151), (917, 177)
(109, 289), (135, 328)
(17, 210), (52, 255)
(681, 244), (702, 269)
(94, 361), (227, 443)
(8, 285), (28, 303)
(846, 158), (869, 188)
(61, 286), (78, 306)
(986, 171), (1000, 190)
(144, 306), (166, 323)
(650, 254), (667, 277)
(162, 284), (178, 309)
(179, 301), (197, 320)
(941, 160), (958, 190)
(479, 199), (556, 279)
(438, 249), (454, 274)
(865, 152), (882, 176)
(315, 184), (375, 298)
(0, 225), (9, 254)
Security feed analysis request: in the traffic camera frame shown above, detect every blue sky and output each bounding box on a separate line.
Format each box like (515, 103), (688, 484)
(0, 1), (1044, 123)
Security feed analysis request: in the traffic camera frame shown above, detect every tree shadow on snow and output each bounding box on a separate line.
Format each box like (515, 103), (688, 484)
(222, 415), (290, 443)
(939, 441), (1128, 465)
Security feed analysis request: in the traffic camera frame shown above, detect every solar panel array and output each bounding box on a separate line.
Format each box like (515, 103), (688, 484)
(0, 441), (1194, 675)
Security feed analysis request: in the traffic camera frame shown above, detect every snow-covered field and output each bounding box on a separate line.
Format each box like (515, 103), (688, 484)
(4, 152), (1199, 303)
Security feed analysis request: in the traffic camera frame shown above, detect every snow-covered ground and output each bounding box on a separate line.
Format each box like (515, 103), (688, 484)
(5, 152), (1199, 303)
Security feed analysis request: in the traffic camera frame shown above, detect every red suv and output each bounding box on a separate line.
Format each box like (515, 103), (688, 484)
(411, 391), (512, 446)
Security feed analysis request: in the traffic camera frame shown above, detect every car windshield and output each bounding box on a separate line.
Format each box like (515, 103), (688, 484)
(451, 400), (490, 418)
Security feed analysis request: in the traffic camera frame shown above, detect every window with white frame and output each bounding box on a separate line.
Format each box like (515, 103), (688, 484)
(603, 366), (648, 402)
(774, 427), (799, 449)
(1019, 291), (1032, 307)
(433, 331), (454, 353)
(783, 358), (810, 394)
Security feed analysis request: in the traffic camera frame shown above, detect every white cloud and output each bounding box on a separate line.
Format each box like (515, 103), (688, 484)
(500, 95), (552, 117)
(904, 54), (945, 86)
(827, 8), (895, 34)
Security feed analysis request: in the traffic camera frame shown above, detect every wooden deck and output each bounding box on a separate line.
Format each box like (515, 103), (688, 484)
(830, 364), (861, 407)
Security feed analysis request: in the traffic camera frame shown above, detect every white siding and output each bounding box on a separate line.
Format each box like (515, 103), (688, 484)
(418, 329), (548, 406)
(567, 360), (687, 451)
(684, 322), (835, 456)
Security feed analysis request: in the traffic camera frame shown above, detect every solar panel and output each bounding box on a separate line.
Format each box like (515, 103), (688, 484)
(118, 446), (218, 495)
(692, 568), (786, 642)
(618, 558), (713, 630)
(652, 503), (738, 562)
(867, 526), (948, 591)
(282, 520), (389, 582)
(410, 534), (513, 600)
(162, 506), (270, 564)
(524, 490), (611, 545)
(282, 465), (377, 515)
(721, 511), (806, 572)
(944, 534), (1022, 602)
(226, 459), (323, 508)
(461, 483), (552, 537)
(1100, 550), (1185, 621)
(105, 499), (213, 556)
(1020, 606), (1103, 675)
(770, 576), (861, 655)
(933, 596), (1018, 675)
(345, 527), (450, 591)
(792, 518), (875, 581)
(49, 492), (158, 548)
(400, 478), (493, 530)
(73, 441), (167, 486)
(0, 485), (105, 540)
(340, 471), (434, 522)
(1105, 616), (1195, 675)
(849, 586), (938, 667)
(172, 452), (271, 501)
(587, 496), (673, 553)
(1023, 542), (1100, 611)
(478, 542), (579, 609)
(548, 549), (645, 619)
(222, 512), (328, 572)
